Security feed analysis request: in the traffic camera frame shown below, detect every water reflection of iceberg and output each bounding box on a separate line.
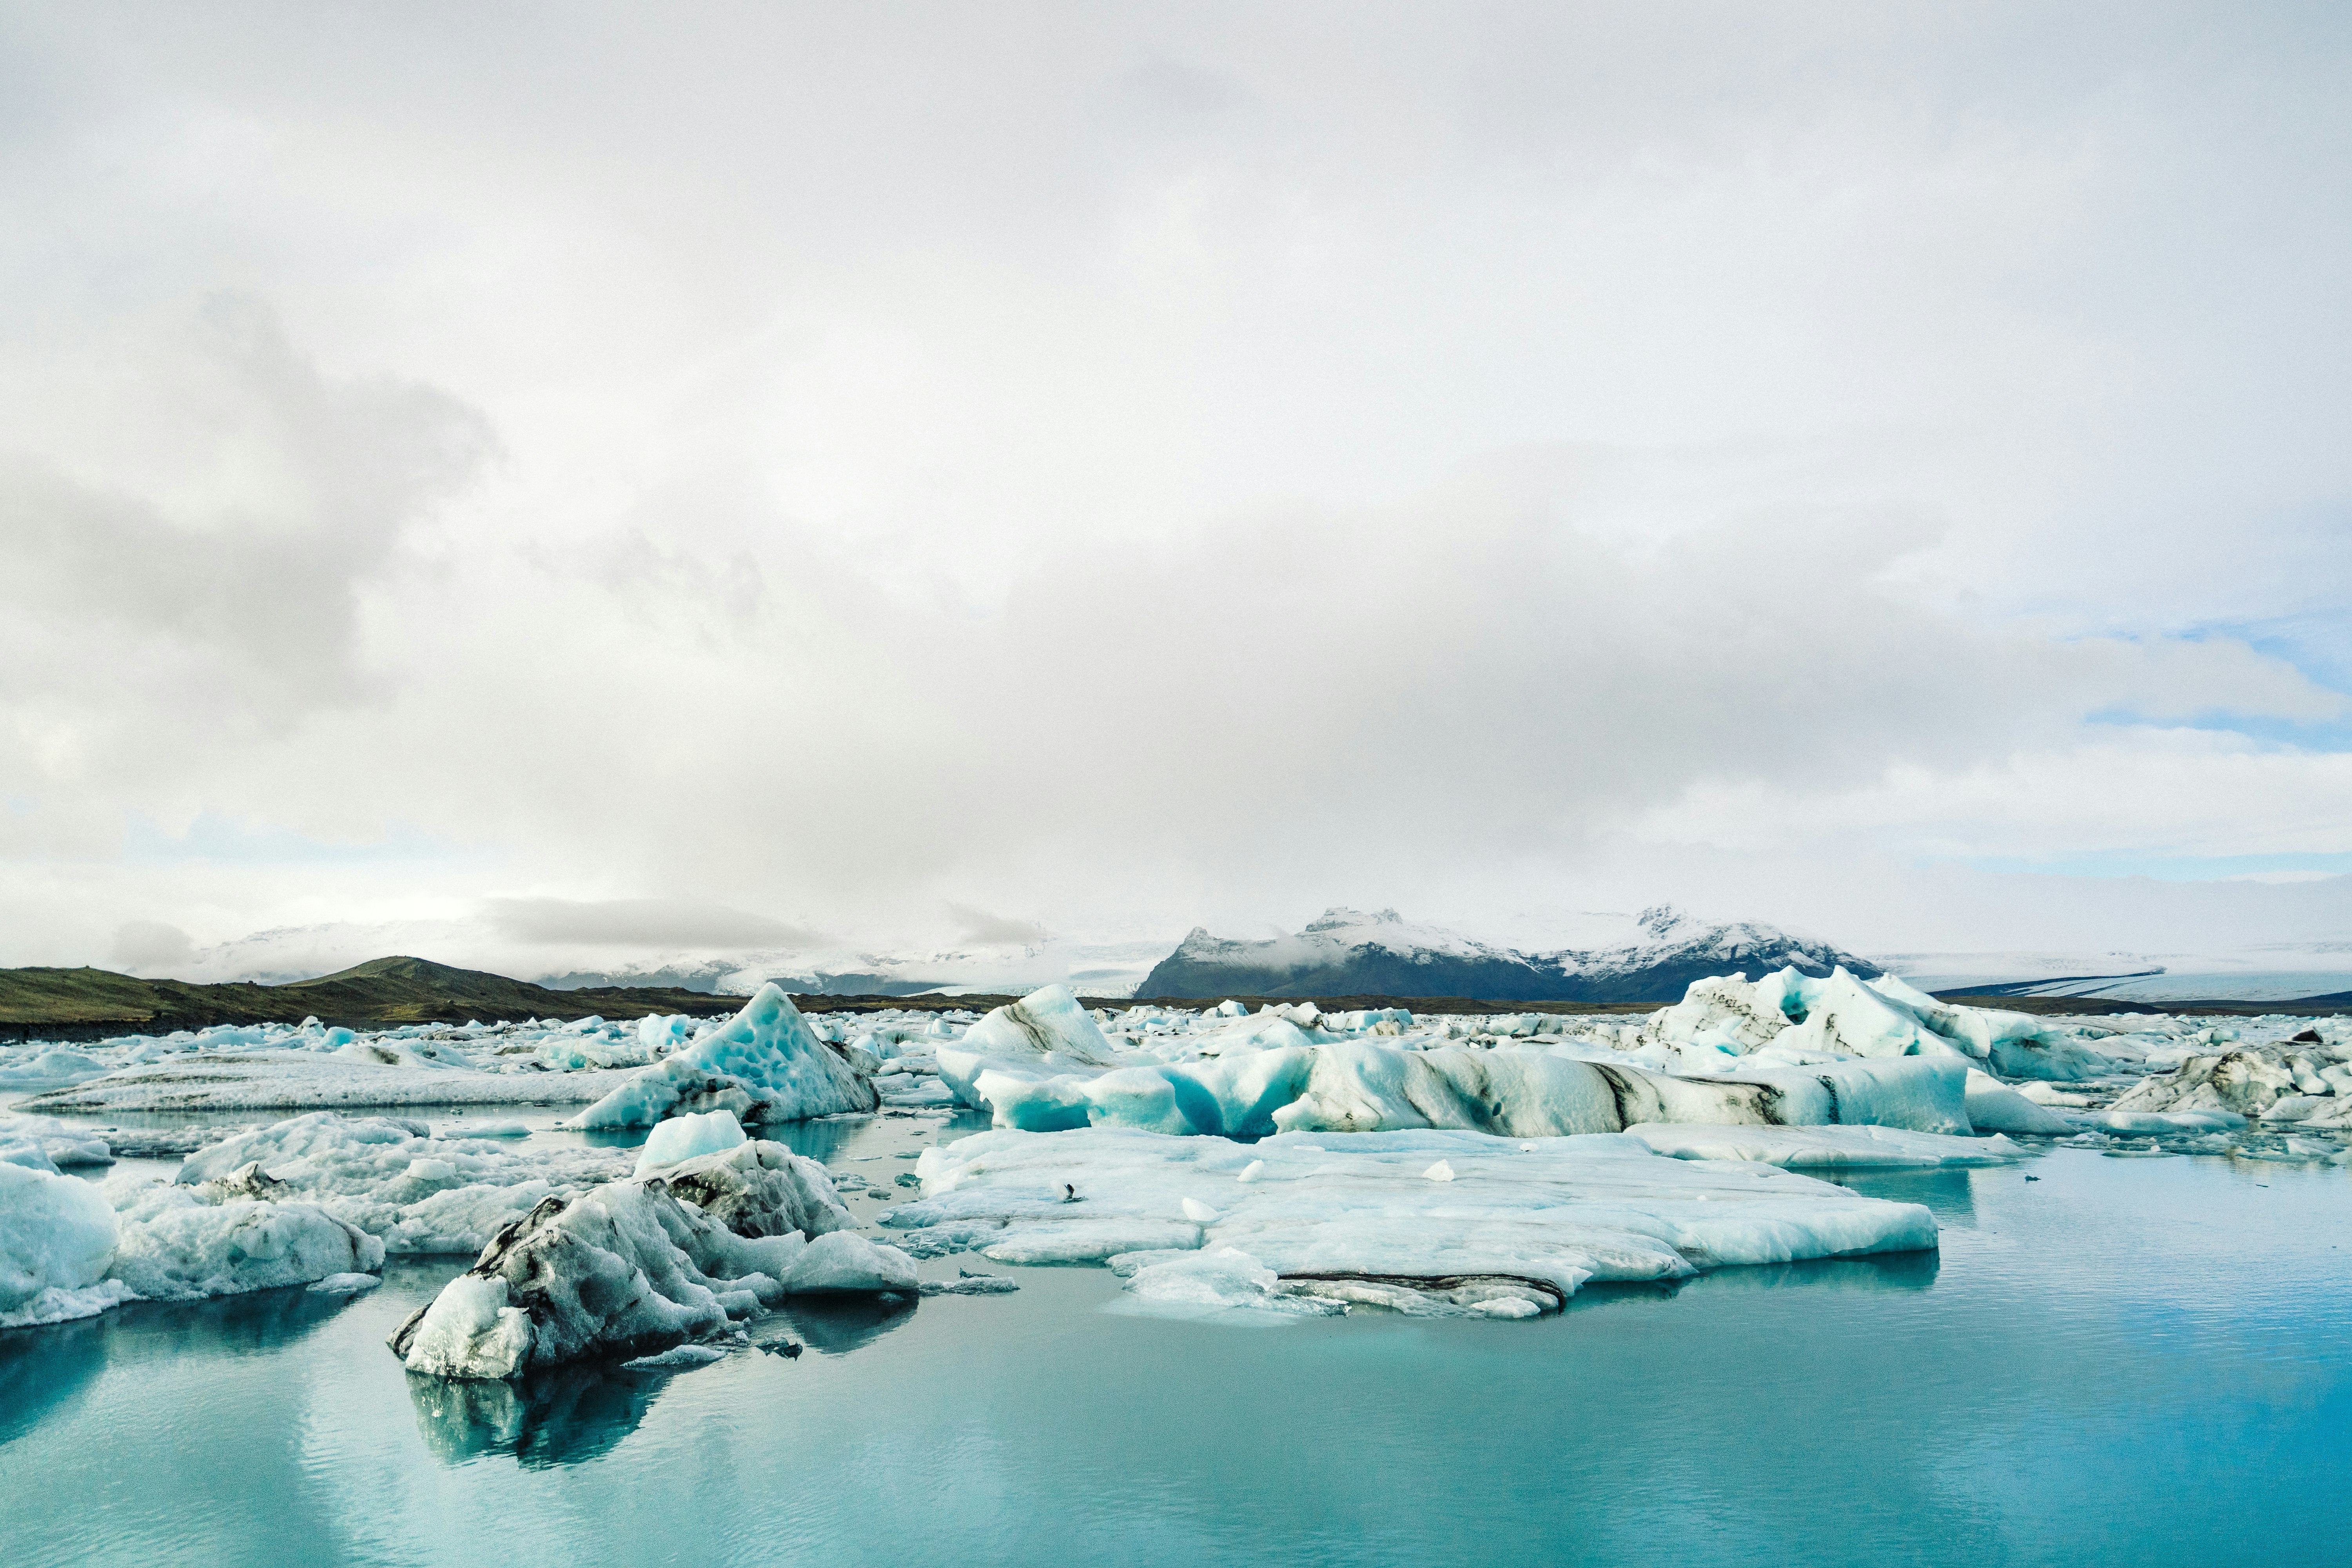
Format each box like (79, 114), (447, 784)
(408, 1365), (663, 1468)
(1570, 1248), (1940, 1314)
(756, 1292), (918, 1357)
(407, 1296), (922, 1465)
(3, 1286), (349, 1450)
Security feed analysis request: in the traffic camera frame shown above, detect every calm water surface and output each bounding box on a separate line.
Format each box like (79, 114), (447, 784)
(3, 1116), (2348, 1567)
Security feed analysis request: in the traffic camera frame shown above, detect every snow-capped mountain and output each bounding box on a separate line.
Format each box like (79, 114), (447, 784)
(1138, 905), (1878, 1002)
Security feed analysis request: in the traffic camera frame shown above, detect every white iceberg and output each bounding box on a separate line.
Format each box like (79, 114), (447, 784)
(576, 984), (876, 1131)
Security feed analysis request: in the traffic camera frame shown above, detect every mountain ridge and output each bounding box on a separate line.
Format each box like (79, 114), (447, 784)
(1138, 905), (1880, 1002)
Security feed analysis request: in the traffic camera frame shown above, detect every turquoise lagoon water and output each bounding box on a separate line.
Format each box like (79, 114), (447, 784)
(3, 1116), (2349, 1567)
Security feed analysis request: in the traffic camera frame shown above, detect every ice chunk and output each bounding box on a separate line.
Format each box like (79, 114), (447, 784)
(776, 1230), (919, 1293)
(2109, 1050), (2300, 1119)
(1181, 1197), (1221, 1221)
(655, 1140), (858, 1242)
(106, 1183), (384, 1301)
(1423, 1161), (1455, 1181)
(0, 1114), (116, 1170)
(0, 1161), (126, 1328)
(309, 1271), (384, 1294)
(1963, 1069), (2076, 1135)
(0, 1050), (111, 1088)
(634, 1109), (749, 1176)
(624, 1343), (729, 1370)
(577, 984), (877, 1130)
(1115, 1246), (1345, 1323)
(960, 985), (1116, 1066)
(2069, 1109), (2246, 1133)
(391, 1137), (907, 1378)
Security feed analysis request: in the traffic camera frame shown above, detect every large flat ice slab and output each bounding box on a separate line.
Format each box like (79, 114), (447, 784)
(16, 1052), (644, 1112)
(883, 1127), (1940, 1313)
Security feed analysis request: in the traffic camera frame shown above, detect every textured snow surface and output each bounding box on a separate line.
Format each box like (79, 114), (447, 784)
(576, 984), (877, 1130)
(0, 1161), (127, 1327)
(173, 1112), (637, 1256)
(105, 1182), (384, 1301)
(391, 1138), (911, 1378)
(885, 1127), (1940, 1318)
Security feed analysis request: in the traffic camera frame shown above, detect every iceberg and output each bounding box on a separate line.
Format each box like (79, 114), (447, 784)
(1639, 967), (2113, 1082)
(390, 1137), (913, 1378)
(947, 1033), (1980, 1141)
(576, 984), (876, 1130)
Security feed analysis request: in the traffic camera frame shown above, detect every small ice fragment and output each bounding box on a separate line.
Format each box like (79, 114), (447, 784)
(1519, 1143), (1537, 1152)
(633, 1109), (748, 1176)
(1237, 1160), (1265, 1183)
(1181, 1198), (1220, 1223)
(308, 1272), (382, 1294)
(466, 1121), (532, 1138)
(1423, 1160), (1455, 1182)
(623, 1343), (728, 1370)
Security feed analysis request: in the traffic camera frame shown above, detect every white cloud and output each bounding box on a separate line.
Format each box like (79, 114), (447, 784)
(0, 4), (2346, 969)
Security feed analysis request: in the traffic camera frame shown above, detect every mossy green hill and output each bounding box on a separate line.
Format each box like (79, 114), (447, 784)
(0, 956), (744, 1040)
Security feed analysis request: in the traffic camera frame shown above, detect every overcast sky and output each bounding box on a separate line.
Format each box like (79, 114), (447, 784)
(2, 2), (2348, 973)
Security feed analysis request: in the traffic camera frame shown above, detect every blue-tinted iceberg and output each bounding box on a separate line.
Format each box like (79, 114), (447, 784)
(577, 984), (877, 1130)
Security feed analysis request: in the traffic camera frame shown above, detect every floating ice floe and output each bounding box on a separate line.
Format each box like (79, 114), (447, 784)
(1, 1155), (383, 1329)
(0, 1050), (113, 1090)
(575, 984), (877, 1131)
(882, 1127), (1944, 1321)
(390, 1129), (915, 1378)
(2107, 1046), (2352, 1126)
(0, 1114), (116, 1171)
